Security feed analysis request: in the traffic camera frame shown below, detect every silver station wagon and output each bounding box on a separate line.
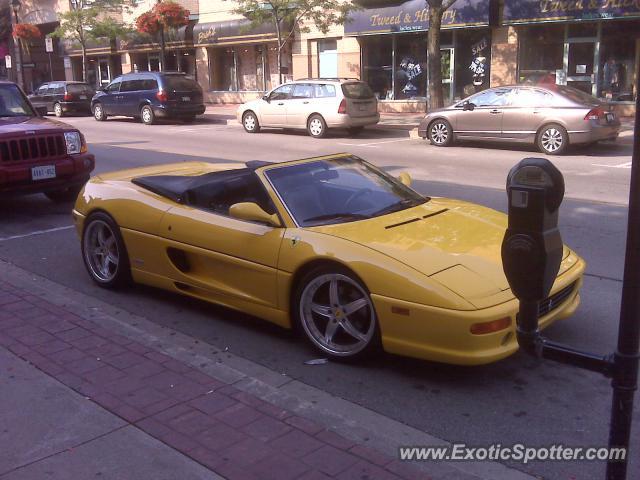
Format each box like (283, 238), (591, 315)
(418, 85), (621, 155)
(237, 79), (380, 138)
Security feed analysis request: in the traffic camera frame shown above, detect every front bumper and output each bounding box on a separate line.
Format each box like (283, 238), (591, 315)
(375, 257), (586, 365)
(153, 104), (206, 118)
(0, 153), (95, 197)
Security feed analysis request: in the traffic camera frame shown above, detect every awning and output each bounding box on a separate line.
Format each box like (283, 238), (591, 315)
(344, 0), (490, 36)
(193, 19), (279, 46)
(117, 24), (193, 52)
(62, 37), (116, 57)
(503, 0), (640, 24)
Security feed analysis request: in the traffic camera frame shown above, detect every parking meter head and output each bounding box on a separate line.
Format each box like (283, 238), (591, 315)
(502, 158), (565, 302)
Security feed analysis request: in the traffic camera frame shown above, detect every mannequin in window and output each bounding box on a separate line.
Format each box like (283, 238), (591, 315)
(603, 57), (623, 94)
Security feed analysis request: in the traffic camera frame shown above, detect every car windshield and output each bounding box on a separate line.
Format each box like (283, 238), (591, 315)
(265, 156), (427, 227)
(0, 84), (35, 117)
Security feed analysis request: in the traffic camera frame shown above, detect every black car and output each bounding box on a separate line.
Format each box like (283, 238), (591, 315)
(28, 81), (95, 117)
(91, 72), (206, 125)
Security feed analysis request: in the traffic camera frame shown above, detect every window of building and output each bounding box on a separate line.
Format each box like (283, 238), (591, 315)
(318, 39), (338, 78)
(209, 46), (269, 92)
(361, 36), (393, 100)
(518, 24), (565, 84)
(394, 34), (427, 100)
(599, 21), (638, 102)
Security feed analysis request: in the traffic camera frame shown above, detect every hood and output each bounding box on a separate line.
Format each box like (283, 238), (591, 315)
(311, 198), (573, 307)
(0, 116), (76, 136)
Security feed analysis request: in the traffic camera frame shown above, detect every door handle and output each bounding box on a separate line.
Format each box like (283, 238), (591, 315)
(490, 109), (501, 114)
(277, 102), (284, 106)
(303, 101), (309, 104)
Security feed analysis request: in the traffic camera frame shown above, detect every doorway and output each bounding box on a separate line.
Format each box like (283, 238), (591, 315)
(564, 23), (599, 95)
(318, 40), (338, 78)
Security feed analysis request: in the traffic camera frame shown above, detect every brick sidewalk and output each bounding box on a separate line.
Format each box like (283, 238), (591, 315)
(0, 280), (428, 480)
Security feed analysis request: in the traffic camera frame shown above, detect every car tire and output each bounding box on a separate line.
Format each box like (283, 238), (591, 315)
(53, 102), (64, 117)
(45, 185), (82, 203)
(93, 103), (106, 121)
(428, 119), (453, 147)
(307, 114), (327, 139)
(294, 265), (381, 361)
(537, 123), (568, 155)
(347, 126), (364, 136)
(81, 212), (131, 289)
(141, 105), (155, 125)
(242, 111), (260, 133)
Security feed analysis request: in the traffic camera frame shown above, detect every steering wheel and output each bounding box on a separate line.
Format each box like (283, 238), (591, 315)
(344, 188), (372, 210)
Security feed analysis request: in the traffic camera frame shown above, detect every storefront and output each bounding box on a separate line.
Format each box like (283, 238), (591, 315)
(345, 0), (492, 110)
(193, 19), (291, 103)
(504, 0), (640, 115)
(63, 37), (121, 89)
(119, 24), (196, 78)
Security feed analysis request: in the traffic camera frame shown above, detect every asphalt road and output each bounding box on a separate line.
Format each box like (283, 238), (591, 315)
(1, 114), (637, 480)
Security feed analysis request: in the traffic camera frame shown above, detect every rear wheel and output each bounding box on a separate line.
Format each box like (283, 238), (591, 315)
(242, 111), (260, 133)
(53, 102), (64, 117)
(82, 212), (131, 289)
(428, 119), (453, 146)
(93, 103), (106, 121)
(294, 266), (380, 361)
(307, 114), (327, 138)
(537, 123), (568, 155)
(141, 105), (155, 125)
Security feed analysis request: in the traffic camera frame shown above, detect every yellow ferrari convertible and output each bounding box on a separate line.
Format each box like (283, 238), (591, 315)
(73, 154), (585, 365)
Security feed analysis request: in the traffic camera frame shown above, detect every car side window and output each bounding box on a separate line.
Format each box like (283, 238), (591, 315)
(470, 88), (512, 107)
(291, 84), (314, 99)
(105, 79), (121, 93)
(269, 85), (292, 101)
(141, 79), (158, 90)
(53, 84), (65, 95)
(513, 89), (552, 107)
(36, 85), (48, 95)
(314, 84), (336, 98)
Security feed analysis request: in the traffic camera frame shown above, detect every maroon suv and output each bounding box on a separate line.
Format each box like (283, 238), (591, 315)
(0, 81), (95, 202)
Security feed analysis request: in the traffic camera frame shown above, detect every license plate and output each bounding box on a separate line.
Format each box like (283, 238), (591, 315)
(182, 96), (191, 102)
(606, 113), (614, 122)
(79, 95), (87, 99)
(32, 165), (56, 181)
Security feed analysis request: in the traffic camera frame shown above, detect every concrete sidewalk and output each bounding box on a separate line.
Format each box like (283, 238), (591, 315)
(0, 259), (536, 480)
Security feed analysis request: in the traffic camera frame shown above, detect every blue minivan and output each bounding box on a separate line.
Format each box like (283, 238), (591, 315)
(91, 72), (206, 125)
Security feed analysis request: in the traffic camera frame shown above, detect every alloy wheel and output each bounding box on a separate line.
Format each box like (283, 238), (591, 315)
(83, 220), (120, 283)
(94, 104), (103, 120)
(541, 128), (563, 153)
(430, 121), (449, 145)
(54, 103), (62, 117)
(299, 273), (376, 356)
(142, 107), (153, 124)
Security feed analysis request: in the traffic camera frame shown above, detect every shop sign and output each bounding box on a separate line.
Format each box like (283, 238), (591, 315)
(344, 0), (490, 35)
(504, 0), (640, 24)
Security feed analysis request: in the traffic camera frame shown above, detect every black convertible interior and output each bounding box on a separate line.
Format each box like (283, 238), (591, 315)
(132, 161), (277, 216)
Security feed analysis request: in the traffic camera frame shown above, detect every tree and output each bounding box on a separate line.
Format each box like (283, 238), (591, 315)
(135, 1), (190, 72)
(231, 0), (358, 85)
(426, 0), (455, 110)
(52, 0), (130, 84)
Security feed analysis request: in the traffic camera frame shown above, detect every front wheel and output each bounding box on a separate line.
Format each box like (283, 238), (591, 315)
(294, 267), (380, 361)
(307, 114), (327, 139)
(428, 119), (453, 146)
(82, 212), (131, 289)
(54, 102), (64, 117)
(537, 124), (568, 155)
(242, 111), (260, 133)
(141, 105), (155, 125)
(93, 103), (106, 121)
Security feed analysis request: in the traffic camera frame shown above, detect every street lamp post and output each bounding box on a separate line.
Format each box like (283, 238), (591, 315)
(11, 0), (25, 89)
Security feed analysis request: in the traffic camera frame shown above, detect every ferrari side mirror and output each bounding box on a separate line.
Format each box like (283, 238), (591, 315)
(229, 202), (281, 227)
(397, 172), (412, 187)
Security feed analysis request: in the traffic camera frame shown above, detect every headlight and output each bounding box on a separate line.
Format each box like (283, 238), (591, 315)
(64, 131), (82, 155)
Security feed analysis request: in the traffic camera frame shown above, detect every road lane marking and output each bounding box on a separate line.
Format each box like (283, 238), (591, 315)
(591, 162), (631, 169)
(337, 138), (413, 148)
(0, 225), (75, 242)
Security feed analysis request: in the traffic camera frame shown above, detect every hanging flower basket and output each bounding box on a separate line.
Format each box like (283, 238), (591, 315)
(135, 2), (189, 36)
(12, 23), (42, 41)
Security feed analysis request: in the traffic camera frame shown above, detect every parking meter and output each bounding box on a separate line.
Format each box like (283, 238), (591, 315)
(501, 158), (565, 351)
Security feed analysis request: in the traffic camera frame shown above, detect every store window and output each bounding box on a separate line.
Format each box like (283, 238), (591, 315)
(394, 34), (427, 100)
(599, 21), (638, 102)
(361, 36), (392, 100)
(518, 24), (565, 85)
(455, 30), (490, 100)
(209, 46), (269, 92)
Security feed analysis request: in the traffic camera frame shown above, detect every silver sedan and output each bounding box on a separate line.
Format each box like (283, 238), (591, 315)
(418, 85), (621, 155)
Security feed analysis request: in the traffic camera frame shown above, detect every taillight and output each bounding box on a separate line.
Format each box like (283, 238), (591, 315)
(156, 91), (168, 103)
(338, 98), (347, 114)
(584, 108), (604, 121)
(63, 93), (73, 101)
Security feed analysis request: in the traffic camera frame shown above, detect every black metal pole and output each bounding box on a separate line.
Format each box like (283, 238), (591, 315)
(605, 59), (640, 480)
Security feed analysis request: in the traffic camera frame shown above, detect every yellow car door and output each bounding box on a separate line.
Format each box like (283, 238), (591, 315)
(158, 205), (285, 311)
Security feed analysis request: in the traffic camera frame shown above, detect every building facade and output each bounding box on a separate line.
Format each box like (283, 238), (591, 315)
(8, 0), (639, 116)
